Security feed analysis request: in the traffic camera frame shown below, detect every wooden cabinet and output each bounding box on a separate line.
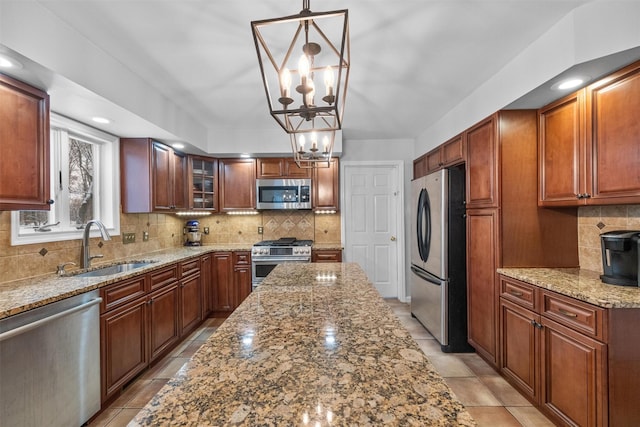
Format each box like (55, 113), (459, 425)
(100, 276), (148, 402)
(539, 60), (640, 206)
(313, 157), (339, 210)
(467, 209), (500, 365)
(200, 254), (212, 317)
(189, 156), (218, 211)
(312, 249), (342, 262)
(466, 116), (499, 209)
(0, 73), (51, 210)
(256, 158), (310, 178)
(148, 267), (180, 362)
(465, 110), (579, 369)
(179, 269), (202, 336)
(211, 251), (234, 316)
(233, 251), (252, 308)
(219, 158), (256, 211)
(120, 138), (187, 212)
(413, 134), (464, 179)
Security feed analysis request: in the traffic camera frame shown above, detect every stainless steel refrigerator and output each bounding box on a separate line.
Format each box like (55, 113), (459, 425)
(410, 165), (472, 353)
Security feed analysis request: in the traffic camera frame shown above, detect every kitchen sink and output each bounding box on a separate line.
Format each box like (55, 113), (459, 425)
(71, 261), (156, 278)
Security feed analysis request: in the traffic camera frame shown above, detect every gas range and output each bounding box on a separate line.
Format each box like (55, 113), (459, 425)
(251, 238), (313, 288)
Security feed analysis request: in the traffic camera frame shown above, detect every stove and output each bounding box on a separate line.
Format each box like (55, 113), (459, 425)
(251, 238), (313, 288)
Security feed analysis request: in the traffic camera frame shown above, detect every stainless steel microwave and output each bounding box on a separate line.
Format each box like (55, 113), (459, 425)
(256, 178), (312, 210)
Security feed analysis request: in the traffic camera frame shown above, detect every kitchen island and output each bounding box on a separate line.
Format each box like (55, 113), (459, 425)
(130, 262), (475, 426)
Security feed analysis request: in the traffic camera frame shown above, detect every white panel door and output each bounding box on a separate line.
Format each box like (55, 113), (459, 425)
(343, 163), (400, 297)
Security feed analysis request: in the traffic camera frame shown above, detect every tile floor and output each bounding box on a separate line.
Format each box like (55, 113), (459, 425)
(89, 300), (554, 427)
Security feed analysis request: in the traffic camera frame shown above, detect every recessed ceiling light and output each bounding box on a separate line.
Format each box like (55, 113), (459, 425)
(551, 76), (589, 91)
(240, 153), (251, 158)
(91, 117), (111, 124)
(172, 143), (185, 149)
(0, 54), (23, 69)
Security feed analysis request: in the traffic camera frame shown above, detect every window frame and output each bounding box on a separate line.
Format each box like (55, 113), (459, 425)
(11, 114), (120, 246)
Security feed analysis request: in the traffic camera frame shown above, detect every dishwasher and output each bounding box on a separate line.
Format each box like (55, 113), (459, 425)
(0, 290), (102, 427)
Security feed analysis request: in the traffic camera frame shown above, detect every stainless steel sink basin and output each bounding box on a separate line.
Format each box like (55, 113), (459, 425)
(72, 261), (155, 278)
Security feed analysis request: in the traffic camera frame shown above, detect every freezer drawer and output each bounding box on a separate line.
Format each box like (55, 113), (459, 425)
(410, 265), (448, 345)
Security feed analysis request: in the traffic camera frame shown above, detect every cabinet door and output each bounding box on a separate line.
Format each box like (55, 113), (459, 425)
(219, 158), (256, 211)
(180, 273), (202, 336)
(284, 158), (311, 178)
(148, 283), (180, 361)
(0, 74), (50, 210)
(466, 208), (499, 366)
(413, 155), (428, 180)
(100, 297), (148, 401)
(538, 91), (585, 206)
(212, 252), (234, 314)
(152, 141), (173, 210)
(172, 149), (187, 209)
(466, 115), (499, 208)
(312, 249), (342, 262)
(313, 157), (339, 210)
(234, 265), (252, 308)
(587, 61), (640, 204)
(500, 298), (539, 403)
(540, 317), (607, 427)
(425, 147), (442, 172)
(256, 158), (284, 178)
(189, 156), (218, 211)
(441, 134), (464, 167)
(200, 254), (212, 317)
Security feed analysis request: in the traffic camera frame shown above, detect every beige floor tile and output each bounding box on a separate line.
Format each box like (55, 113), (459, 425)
(428, 354), (475, 377)
(88, 408), (121, 427)
(153, 357), (190, 379)
(397, 316), (434, 339)
(444, 377), (503, 406)
(140, 357), (171, 380)
(176, 340), (207, 358)
(110, 379), (151, 408)
(457, 353), (500, 377)
(414, 337), (442, 355)
(126, 379), (168, 408)
(479, 375), (532, 406)
(193, 325), (218, 341)
(103, 408), (142, 427)
(507, 406), (556, 427)
(466, 407), (522, 427)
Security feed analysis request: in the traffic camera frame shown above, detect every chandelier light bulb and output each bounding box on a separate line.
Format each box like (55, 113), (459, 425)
(324, 66), (334, 97)
(311, 132), (318, 150)
(299, 134), (306, 151)
(305, 79), (315, 106)
(322, 135), (329, 153)
(280, 68), (292, 97)
(299, 55), (310, 80)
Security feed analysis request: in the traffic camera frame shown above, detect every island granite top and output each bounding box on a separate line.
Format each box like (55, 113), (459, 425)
(130, 263), (475, 426)
(497, 267), (640, 308)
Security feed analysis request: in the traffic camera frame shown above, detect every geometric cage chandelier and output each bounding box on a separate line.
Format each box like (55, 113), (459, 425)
(251, 0), (350, 168)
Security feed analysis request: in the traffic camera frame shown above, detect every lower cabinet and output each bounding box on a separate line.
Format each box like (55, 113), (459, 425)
(233, 251), (252, 308)
(211, 252), (234, 316)
(312, 249), (342, 262)
(200, 254), (212, 317)
(100, 258), (204, 404)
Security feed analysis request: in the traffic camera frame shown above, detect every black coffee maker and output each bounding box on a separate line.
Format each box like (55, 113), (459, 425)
(600, 230), (640, 286)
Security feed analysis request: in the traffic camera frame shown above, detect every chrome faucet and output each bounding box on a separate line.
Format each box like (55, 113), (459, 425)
(82, 220), (112, 268)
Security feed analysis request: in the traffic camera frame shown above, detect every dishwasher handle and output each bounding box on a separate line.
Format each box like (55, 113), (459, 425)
(0, 297), (102, 342)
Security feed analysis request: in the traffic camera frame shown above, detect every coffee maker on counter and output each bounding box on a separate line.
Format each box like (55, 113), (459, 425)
(600, 230), (640, 286)
(184, 220), (202, 246)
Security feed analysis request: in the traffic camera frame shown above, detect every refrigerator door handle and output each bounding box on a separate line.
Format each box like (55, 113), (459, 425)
(411, 265), (443, 286)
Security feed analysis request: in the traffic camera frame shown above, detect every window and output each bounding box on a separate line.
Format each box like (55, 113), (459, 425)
(11, 114), (120, 245)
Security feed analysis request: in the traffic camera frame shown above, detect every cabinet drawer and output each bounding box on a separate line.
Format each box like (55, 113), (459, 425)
(180, 258), (200, 277)
(150, 264), (179, 291)
(541, 290), (607, 341)
(233, 251), (251, 265)
(499, 276), (538, 311)
(312, 249), (342, 263)
(101, 276), (147, 312)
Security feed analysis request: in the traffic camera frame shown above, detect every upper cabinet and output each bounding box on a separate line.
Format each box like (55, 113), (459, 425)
(256, 158), (310, 179)
(539, 60), (640, 206)
(189, 156), (218, 212)
(413, 133), (464, 179)
(219, 158), (256, 211)
(313, 157), (339, 211)
(0, 73), (51, 210)
(466, 115), (499, 209)
(120, 138), (187, 213)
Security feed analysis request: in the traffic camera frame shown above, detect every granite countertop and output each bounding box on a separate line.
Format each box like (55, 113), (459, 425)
(0, 244), (252, 320)
(497, 268), (640, 309)
(131, 263), (475, 426)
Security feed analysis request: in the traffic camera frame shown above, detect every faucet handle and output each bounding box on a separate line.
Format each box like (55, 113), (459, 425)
(56, 262), (76, 275)
(89, 254), (104, 261)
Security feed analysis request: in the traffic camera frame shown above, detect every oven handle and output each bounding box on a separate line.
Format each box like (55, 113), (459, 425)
(252, 257), (310, 263)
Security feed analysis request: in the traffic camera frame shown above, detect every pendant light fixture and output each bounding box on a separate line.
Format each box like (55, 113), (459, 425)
(251, 0), (349, 167)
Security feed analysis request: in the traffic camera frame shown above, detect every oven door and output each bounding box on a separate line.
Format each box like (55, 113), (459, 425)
(252, 257), (310, 288)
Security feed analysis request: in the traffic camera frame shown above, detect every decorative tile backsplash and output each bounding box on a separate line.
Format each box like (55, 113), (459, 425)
(578, 205), (640, 273)
(0, 210), (342, 283)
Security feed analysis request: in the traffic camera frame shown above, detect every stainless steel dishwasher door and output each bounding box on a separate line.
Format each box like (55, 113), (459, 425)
(0, 290), (102, 427)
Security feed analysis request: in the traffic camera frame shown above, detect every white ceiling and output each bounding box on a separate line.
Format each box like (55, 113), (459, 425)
(1, 1), (639, 155)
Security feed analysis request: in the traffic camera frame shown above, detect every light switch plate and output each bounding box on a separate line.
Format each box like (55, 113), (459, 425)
(123, 232), (136, 244)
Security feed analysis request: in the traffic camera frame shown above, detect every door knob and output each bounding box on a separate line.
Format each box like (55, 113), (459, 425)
(390, 236), (397, 241)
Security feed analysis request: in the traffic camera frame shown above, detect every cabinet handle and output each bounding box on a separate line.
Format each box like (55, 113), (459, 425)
(557, 308), (578, 318)
(508, 290), (523, 297)
(46, 199), (55, 205)
(530, 320), (543, 329)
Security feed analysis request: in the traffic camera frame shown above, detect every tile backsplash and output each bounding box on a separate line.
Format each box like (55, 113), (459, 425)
(578, 205), (640, 273)
(0, 210), (341, 283)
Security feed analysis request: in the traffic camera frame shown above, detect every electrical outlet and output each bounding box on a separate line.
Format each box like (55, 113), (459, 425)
(122, 232), (136, 244)
(142, 231), (149, 242)
(258, 226), (263, 234)
(203, 227), (210, 235)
